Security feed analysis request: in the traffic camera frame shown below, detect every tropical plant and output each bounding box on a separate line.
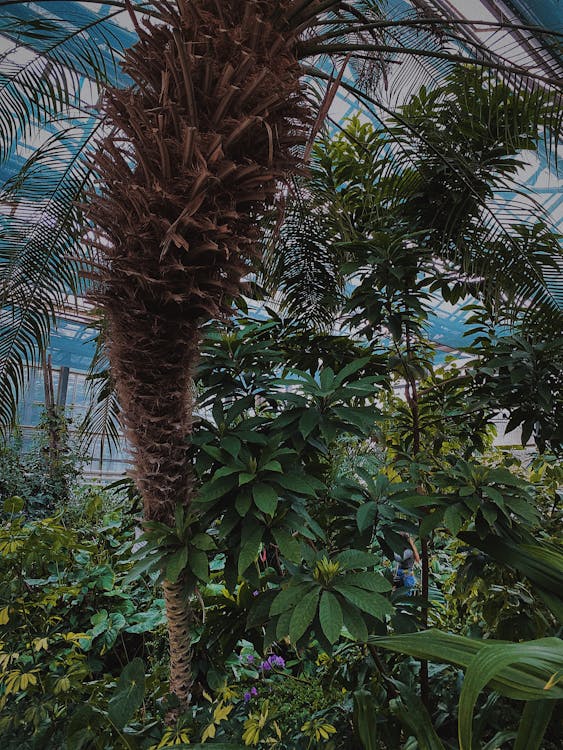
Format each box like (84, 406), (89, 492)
(265, 70), (563, 332)
(2, 0), (563, 711)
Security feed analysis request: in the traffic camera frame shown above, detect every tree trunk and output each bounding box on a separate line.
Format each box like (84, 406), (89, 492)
(163, 576), (194, 705)
(85, 0), (311, 707)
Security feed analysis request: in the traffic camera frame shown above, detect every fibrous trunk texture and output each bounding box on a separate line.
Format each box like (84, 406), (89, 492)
(163, 576), (193, 706)
(86, 0), (312, 704)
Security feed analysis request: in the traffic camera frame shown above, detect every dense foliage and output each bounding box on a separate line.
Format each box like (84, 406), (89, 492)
(1, 311), (561, 748)
(1, 14), (562, 744)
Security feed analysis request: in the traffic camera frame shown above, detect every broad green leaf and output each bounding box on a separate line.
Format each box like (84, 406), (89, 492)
(289, 588), (320, 645)
(342, 603), (368, 642)
(272, 528), (301, 562)
(213, 465), (242, 480)
(125, 608), (166, 634)
(235, 490), (252, 516)
(189, 548), (209, 582)
(482, 485), (504, 505)
(333, 584), (393, 620)
(239, 472), (256, 486)
(123, 551), (163, 583)
(319, 591), (343, 644)
(222, 436), (241, 458)
(238, 526), (263, 575)
(459, 641), (563, 750)
(333, 357), (371, 387)
(275, 609), (292, 641)
(274, 473), (317, 495)
(198, 475), (237, 504)
(108, 658), (145, 730)
(357, 501), (377, 533)
(191, 533), (216, 551)
(261, 460), (283, 473)
(270, 583), (313, 616)
(252, 483), (278, 515)
(299, 408), (319, 438)
(100, 613), (127, 651)
(343, 571), (391, 593)
(319, 367), (335, 391)
(481, 503), (497, 526)
(165, 547), (188, 584)
(444, 505), (464, 536)
(371, 630), (563, 702)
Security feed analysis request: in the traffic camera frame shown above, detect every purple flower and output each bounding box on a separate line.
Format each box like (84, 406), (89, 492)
(246, 654), (255, 663)
(260, 654), (286, 671)
(252, 590), (260, 597)
(243, 687), (258, 702)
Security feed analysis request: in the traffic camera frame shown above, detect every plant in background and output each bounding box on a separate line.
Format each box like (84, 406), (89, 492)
(0, 494), (171, 748)
(2, 0), (563, 709)
(268, 548), (392, 652)
(0, 410), (84, 518)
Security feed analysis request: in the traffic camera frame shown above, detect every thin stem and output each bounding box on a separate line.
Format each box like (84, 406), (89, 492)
(299, 42), (559, 87)
(420, 536), (429, 708)
(402, 324), (430, 710)
(304, 17), (563, 40)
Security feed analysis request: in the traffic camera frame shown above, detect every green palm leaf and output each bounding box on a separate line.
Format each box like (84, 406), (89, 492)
(78, 326), (123, 461)
(0, 2), (138, 164)
(0, 122), (98, 432)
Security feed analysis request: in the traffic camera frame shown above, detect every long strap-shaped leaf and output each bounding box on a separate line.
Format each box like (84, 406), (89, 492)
(370, 630), (563, 701)
(389, 686), (446, 750)
(514, 699), (555, 750)
(458, 640), (562, 749)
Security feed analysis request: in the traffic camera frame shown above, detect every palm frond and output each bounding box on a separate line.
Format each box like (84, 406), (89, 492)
(261, 181), (344, 331)
(0, 2), (139, 166)
(0, 120), (98, 433)
(78, 325), (123, 461)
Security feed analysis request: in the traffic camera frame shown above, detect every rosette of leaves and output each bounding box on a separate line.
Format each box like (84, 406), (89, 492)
(270, 360), (386, 449)
(193, 407), (324, 592)
(469, 332), (563, 454)
(192, 331), (386, 592)
(426, 460), (538, 539)
(268, 548), (392, 652)
(388, 460), (538, 540)
(124, 504), (215, 587)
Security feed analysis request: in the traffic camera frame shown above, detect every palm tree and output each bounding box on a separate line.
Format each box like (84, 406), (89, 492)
(1, 0), (562, 706)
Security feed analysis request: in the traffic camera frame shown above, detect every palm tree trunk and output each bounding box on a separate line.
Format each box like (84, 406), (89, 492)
(163, 576), (194, 705)
(85, 0), (311, 706)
